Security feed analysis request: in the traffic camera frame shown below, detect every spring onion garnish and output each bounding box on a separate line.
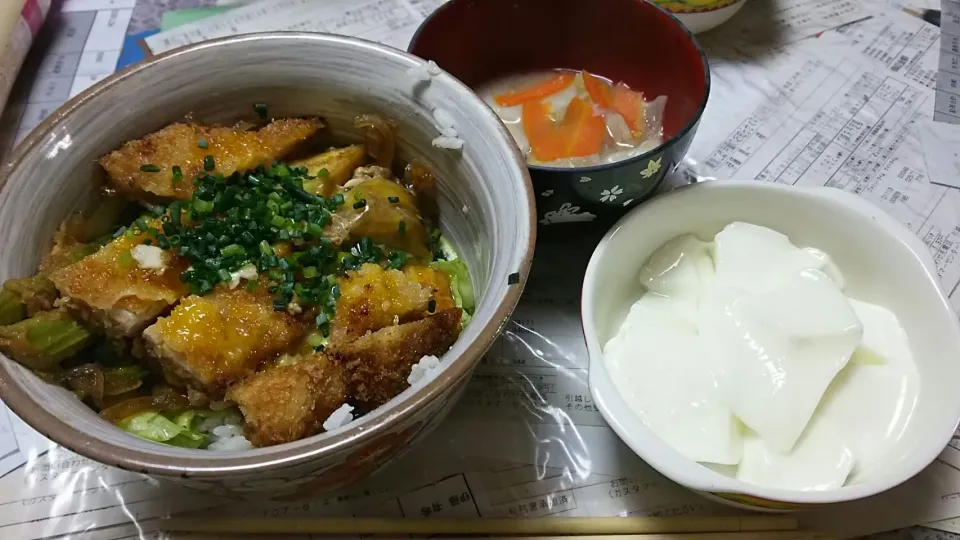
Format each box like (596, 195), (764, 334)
(140, 164), (161, 173)
(203, 155), (215, 172)
(427, 298), (436, 313)
(172, 165), (183, 185)
(254, 103), (268, 119)
(153, 163), (398, 322)
(352, 199), (367, 210)
(387, 196), (400, 204)
(197, 139), (209, 149)
(398, 221), (406, 235)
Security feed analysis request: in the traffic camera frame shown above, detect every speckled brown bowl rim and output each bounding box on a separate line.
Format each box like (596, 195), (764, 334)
(0, 32), (536, 477)
(408, 0), (712, 176)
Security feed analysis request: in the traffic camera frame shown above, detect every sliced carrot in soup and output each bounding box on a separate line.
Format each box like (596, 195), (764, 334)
(496, 72), (576, 107)
(522, 100), (567, 162)
(611, 83), (646, 138)
(559, 97), (606, 158)
(582, 71), (613, 108)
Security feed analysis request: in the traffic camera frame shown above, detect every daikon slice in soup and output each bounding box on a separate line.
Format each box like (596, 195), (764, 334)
(477, 69), (667, 168)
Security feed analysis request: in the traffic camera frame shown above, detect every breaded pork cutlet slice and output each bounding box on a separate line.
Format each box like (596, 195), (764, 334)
(329, 263), (432, 344)
(99, 118), (325, 202)
(329, 262), (456, 345)
(329, 308), (462, 407)
(226, 354), (347, 447)
(142, 281), (303, 399)
(49, 222), (189, 338)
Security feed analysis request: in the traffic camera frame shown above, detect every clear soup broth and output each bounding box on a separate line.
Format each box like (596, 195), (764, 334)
(477, 69), (667, 168)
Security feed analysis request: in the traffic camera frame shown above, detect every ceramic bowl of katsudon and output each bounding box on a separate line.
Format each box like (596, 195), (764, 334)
(0, 33), (535, 499)
(409, 0), (710, 227)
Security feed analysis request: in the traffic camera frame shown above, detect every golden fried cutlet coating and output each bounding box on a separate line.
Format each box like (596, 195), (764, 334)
(403, 265), (456, 312)
(296, 145), (368, 197)
(329, 308), (462, 406)
(142, 282), (303, 399)
(227, 354), (347, 447)
(99, 118), (324, 202)
(49, 222), (189, 338)
(329, 263), (432, 345)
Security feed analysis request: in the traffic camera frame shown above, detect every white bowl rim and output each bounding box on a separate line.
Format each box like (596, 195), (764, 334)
(582, 179), (960, 505)
(0, 32), (537, 477)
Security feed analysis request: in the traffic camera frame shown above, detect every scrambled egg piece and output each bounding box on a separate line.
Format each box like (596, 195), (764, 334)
(330, 263), (432, 344)
(99, 118), (324, 202)
(142, 282), (303, 398)
(50, 222), (189, 338)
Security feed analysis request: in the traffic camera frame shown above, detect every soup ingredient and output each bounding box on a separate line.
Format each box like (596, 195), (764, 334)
(99, 118), (324, 202)
(522, 97), (606, 161)
(495, 72), (576, 107)
(479, 70), (667, 168)
(603, 222), (919, 491)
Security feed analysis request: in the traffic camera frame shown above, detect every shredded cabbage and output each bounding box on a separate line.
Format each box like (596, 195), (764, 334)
(120, 410), (210, 449)
(431, 240), (475, 328)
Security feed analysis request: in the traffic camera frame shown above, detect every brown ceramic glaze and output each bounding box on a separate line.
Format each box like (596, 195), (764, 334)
(0, 32), (535, 498)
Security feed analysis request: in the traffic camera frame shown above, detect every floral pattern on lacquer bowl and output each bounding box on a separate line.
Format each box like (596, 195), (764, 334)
(533, 149), (682, 227)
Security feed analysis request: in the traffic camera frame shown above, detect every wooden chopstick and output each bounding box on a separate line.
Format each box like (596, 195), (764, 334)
(159, 516), (800, 536)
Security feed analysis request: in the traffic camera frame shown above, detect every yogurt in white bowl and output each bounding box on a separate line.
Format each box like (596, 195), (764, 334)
(582, 180), (960, 511)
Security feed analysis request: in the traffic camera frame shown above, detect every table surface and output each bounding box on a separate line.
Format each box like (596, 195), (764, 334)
(2, 1), (960, 539)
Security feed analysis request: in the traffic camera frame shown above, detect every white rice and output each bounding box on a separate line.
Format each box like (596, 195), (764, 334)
(432, 136), (464, 150)
(406, 60), (442, 82)
(431, 107), (464, 149)
(323, 403), (355, 431)
(407, 355), (441, 386)
(199, 409), (253, 451)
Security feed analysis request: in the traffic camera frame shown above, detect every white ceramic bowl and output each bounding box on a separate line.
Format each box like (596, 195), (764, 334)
(653, 0), (748, 34)
(583, 180), (960, 511)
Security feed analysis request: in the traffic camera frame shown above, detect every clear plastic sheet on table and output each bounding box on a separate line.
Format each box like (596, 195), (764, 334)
(6, 0), (960, 538)
(2, 171), (960, 540)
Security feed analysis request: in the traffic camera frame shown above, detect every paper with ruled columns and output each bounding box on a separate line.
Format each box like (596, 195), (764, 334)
(936, 0), (960, 124)
(3, 1), (960, 539)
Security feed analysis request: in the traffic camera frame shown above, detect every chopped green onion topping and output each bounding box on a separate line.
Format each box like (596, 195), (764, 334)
(427, 298), (436, 313)
(387, 196), (400, 204)
(352, 199), (367, 210)
(172, 165), (183, 185)
(203, 155), (215, 172)
(140, 164), (161, 173)
(197, 139), (209, 149)
(398, 221), (406, 235)
(254, 102), (268, 119)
